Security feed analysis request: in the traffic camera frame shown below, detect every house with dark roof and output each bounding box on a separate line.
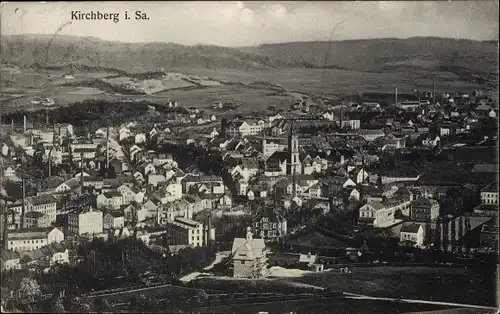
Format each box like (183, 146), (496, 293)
(253, 206), (287, 241)
(104, 211), (125, 230)
(24, 211), (51, 229)
(1, 250), (21, 271)
(399, 223), (424, 248)
(411, 198), (440, 222)
(96, 190), (123, 209)
(480, 181), (498, 205)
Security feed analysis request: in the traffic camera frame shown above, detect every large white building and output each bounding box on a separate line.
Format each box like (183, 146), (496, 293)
(166, 217), (214, 247)
(7, 227), (64, 252)
(359, 201), (396, 228)
(481, 181), (498, 205)
(25, 195), (58, 224)
(227, 120), (266, 138)
(68, 210), (103, 236)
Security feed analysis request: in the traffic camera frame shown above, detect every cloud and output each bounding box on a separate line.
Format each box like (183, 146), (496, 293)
(1, 1), (497, 47)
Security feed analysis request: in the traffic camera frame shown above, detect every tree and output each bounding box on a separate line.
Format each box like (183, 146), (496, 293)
(19, 278), (41, 299)
(49, 296), (66, 313)
(19, 255), (32, 264)
(66, 296), (93, 313)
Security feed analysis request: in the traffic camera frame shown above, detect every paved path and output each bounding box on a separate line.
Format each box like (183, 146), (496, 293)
(86, 283), (172, 298)
(203, 251), (230, 271)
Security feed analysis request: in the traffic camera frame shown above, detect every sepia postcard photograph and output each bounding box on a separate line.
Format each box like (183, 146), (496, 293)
(0, 1), (499, 313)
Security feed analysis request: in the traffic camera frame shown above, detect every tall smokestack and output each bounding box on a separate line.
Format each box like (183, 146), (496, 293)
(106, 126), (110, 168)
(340, 106), (344, 128)
(11, 120), (14, 133)
(206, 212), (212, 246)
(23, 115), (27, 134)
(395, 86), (398, 106)
(48, 149), (52, 177)
(432, 78), (436, 105)
(80, 152), (84, 195)
(1, 160), (8, 249)
(21, 179), (26, 229)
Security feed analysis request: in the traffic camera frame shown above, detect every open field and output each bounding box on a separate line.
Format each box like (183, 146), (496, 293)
(1, 64), (493, 115)
(290, 265), (497, 307)
(168, 67), (485, 96)
(1, 66), (116, 89)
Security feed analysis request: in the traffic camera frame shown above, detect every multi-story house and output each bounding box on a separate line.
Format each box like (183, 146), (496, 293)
(231, 228), (268, 278)
(7, 227), (64, 252)
(117, 184), (145, 204)
(359, 129), (385, 142)
(399, 223), (425, 248)
(103, 211), (125, 230)
(182, 175), (224, 194)
(1, 251), (21, 271)
(26, 195), (57, 224)
(261, 138), (287, 157)
(253, 207), (287, 242)
(70, 137), (98, 151)
(410, 198), (440, 222)
(166, 217), (212, 247)
(23, 212), (51, 229)
(230, 157), (260, 182)
(68, 209), (103, 236)
(320, 176), (356, 198)
(358, 201), (396, 228)
(96, 190), (123, 209)
(227, 120), (266, 138)
(480, 181), (498, 205)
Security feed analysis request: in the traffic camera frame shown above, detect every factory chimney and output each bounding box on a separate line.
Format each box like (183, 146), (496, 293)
(20, 179), (26, 229)
(395, 86), (398, 106)
(23, 115), (27, 134)
(340, 105), (344, 129)
(205, 212), (212, 246)
(1, 160), (8, 249)
(80, 152), (84, 195)
(48, 149), (53, 177)
(432, 78), (436, 105)
(106, 125), (110, 168)
(11, 120), (14, 133)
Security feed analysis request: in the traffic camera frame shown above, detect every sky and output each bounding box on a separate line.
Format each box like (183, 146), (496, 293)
(1, 1), (499, 46)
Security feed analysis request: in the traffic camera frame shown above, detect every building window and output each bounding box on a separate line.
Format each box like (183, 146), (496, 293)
(241, 260), (246, 265)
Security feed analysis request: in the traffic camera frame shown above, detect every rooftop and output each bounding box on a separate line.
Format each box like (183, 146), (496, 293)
(400, 223), (423, 233)
(173, 217), (200, 228)
(481, 181), (498, 193)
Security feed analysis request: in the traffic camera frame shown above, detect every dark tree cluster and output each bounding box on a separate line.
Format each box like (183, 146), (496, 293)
(1, 100), (156, 129)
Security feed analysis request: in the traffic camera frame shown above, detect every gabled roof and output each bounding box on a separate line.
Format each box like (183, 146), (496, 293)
(1, 250), (20, 261)
(26, 194), (56, 206)
(103, 190), (122, 198)
(400, 223), (423, 233)
(481, 181), (498, 193)
(232, 235), (266, 261)
(411, 197), (439, 207)
(365, 201), (386, 211)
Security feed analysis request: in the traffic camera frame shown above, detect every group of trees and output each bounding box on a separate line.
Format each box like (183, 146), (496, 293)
(1, 100), (154, 129)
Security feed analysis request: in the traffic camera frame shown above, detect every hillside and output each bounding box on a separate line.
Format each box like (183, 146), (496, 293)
(237, 37), (498, 74)
(1, 34), (295, 73)
(1, 35), (497, 77)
